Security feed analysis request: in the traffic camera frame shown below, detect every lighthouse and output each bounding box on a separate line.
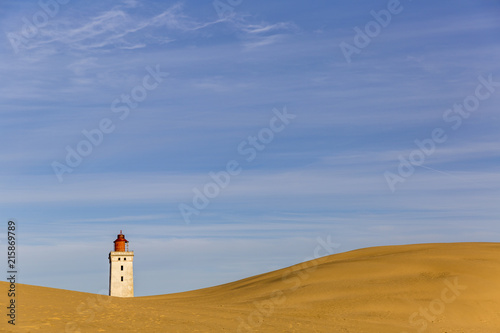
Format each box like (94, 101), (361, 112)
(108, 230), (134, 297)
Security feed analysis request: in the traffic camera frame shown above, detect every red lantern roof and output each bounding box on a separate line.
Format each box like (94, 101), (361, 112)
(113, 230), (129, 251)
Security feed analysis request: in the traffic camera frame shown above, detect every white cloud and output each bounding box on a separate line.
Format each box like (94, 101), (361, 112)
(243, 33), (288, 50)
(122, 0), (141, 8)
(13, 3), (222, 55)
(67, 57), (100, 76)
(62, 214), (171, 223)
(239, 22), (296, 34)
(233, 19), (299, 49)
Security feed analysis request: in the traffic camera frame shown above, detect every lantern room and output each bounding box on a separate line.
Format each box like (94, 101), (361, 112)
(113, 230), (129, 252)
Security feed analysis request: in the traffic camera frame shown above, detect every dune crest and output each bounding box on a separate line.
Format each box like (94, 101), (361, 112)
(2, 242), (500, 332)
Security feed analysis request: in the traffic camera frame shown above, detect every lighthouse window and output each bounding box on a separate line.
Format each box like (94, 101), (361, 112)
(118, 258), (121, 261)
(121, 276), (123, 281)
(124, 258), (127, 261)
(121, 265), (123, 271)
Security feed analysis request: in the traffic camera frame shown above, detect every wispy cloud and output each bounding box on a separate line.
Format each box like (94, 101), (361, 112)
(14, 2), (220, 55)
(122, 0), (141, 9)
(239, 22), (296, 34)
(243, 33), (288, 50)
(11, 1), (298, 58)
(62, 214), (170, 223)
(233, 20), (299, 50)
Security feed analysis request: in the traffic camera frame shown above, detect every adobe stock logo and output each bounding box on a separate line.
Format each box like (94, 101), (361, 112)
(6, 0), (70, 54)
(213, 0), (243, 19)
(384, 74), (500, 192)
(236, 235), (340, 333)
(178, 107), (296, 224)
(51, 65), (167, 182)
(402, 277), (467, 333)
(339, 0), (411, 63)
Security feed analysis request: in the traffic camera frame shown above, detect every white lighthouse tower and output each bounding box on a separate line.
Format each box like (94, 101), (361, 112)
(109, 230), (134, 297)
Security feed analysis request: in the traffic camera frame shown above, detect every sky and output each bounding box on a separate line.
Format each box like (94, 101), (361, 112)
(0, 0), (499, 297)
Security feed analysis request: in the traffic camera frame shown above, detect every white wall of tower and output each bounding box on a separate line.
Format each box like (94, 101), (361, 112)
(109, 251), (134, 297)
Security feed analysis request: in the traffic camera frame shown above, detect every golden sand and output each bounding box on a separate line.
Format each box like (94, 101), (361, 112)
(2, 242), (500, 332)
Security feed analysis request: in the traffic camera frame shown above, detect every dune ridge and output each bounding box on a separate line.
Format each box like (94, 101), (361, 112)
(2, 242), (500, 332)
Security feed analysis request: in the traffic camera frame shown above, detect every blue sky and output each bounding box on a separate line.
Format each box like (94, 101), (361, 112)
(1, 0), (499, 296)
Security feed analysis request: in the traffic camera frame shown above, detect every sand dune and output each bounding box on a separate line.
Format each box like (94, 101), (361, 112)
(2, 242), (500, 332)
